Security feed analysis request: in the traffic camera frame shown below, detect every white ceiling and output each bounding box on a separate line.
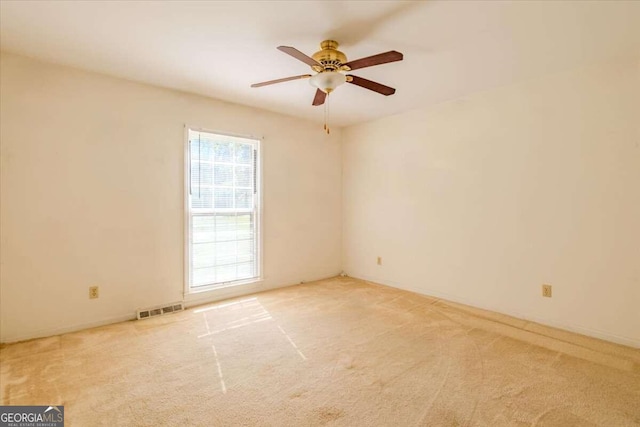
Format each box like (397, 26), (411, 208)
(1, 1), (639, 127)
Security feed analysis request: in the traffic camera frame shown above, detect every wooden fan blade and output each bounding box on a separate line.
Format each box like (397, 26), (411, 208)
(251, 74), (312, 88)
(347, 75), (396, 96)
(277, 46), (321, 67)
(312, 89), (327, 106)
(343, 51), (403, 71)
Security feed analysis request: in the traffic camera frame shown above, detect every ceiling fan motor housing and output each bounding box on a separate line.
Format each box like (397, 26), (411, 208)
(312, 40), (349, 72)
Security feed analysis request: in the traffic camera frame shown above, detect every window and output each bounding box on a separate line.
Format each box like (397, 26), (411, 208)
(185, 129), (260, 292)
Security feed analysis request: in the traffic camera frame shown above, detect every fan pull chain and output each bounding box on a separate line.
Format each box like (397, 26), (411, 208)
(323, 95), (328, 134)
(323, 96), (327, 132)
(324, 93), (330, 135)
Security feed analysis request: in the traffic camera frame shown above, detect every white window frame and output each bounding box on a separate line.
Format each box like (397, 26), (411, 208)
(183, 126), (263, 295)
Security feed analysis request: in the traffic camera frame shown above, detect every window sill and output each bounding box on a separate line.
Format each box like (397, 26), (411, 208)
(183, 278), (264, 305)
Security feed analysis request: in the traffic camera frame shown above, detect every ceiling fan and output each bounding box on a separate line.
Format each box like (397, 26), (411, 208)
(251, 40), (403, 132)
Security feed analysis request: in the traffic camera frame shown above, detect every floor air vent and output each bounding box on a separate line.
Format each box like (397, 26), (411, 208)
(137, 302), (184, 320)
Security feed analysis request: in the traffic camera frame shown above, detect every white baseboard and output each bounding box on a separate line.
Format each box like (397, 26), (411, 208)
(1, 272), (342, 344)
(349, 273), (640, 349)
(184, 272), (342, 309)
(1, 313), (137, 344)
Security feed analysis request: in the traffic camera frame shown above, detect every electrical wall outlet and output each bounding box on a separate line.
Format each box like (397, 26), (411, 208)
(89, 286), (99, 299)
(542, 284), (552, 298)
(377, 256), (382, 265)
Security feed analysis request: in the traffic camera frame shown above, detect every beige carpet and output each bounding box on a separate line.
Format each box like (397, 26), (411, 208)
(1, 277), (639, 426)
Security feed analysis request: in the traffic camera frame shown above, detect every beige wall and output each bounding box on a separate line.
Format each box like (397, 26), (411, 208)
(2, 52), (638, 348)
(342, 58), (640, 347)
(0, 52), (342, 342)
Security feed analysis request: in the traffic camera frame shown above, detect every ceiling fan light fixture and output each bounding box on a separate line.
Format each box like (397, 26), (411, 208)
(309, 71), (346, 94)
